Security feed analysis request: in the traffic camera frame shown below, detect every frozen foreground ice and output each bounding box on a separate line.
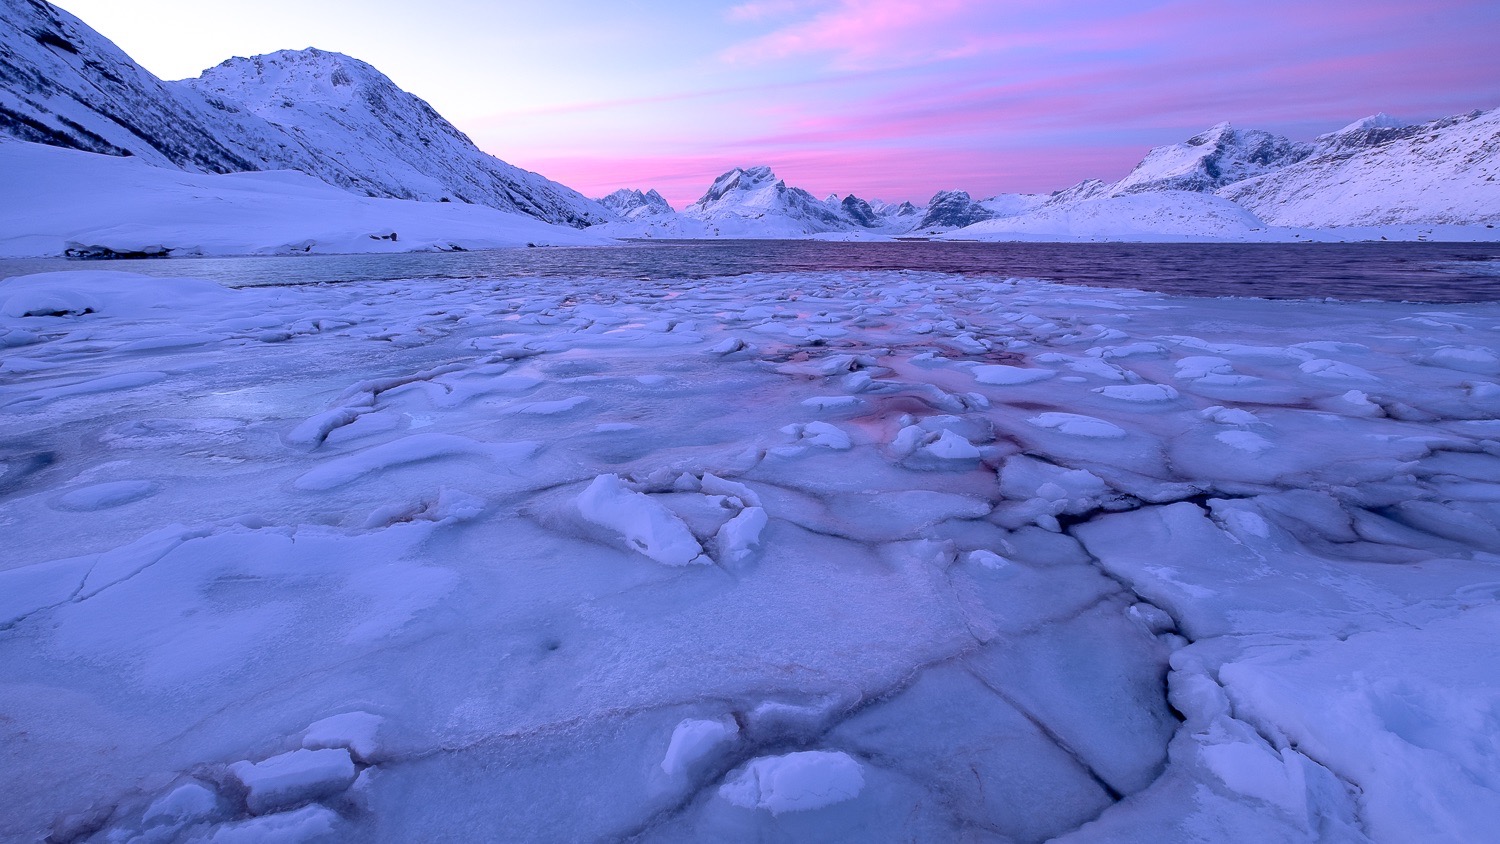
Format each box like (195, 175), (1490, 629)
(1, 268), (1498, 843)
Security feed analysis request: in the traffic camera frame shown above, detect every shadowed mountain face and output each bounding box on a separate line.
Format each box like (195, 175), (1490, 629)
(0, 0), (262, 172)
(0, 0), (608, 227)
(919, 191), (994, 229)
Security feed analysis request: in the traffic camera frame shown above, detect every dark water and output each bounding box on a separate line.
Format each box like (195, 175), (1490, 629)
(1, 240), (1497, 303)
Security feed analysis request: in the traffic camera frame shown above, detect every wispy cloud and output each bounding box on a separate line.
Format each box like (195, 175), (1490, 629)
(724, 0), (826, 24)
(720, 0), (983, 69)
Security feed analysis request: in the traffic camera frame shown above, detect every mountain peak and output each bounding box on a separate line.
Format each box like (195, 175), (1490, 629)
(599, 188), (674, 221)
(184, 47), (608, 226)
(1331, 112), (1412, 135)
(697, 166), (781, 205)
(1113, 124), (1312, 195)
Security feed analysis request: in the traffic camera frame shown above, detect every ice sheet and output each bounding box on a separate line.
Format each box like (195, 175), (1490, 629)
(1, 267), (1498, 842)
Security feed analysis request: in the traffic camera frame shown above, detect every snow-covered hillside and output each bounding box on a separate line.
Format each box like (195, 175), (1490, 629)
(1219, 108), (1500, 227)
(0, 0), (605, 227)
(947, 191), (1275, 242)
(0, 139), (607, 257)
(184, 50), (609, 227)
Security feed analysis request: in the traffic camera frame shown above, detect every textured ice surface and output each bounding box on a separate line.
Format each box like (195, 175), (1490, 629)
(2, 268), (1498, 842)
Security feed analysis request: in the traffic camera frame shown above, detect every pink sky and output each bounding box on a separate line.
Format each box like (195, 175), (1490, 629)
(62, 0), (1500, 207)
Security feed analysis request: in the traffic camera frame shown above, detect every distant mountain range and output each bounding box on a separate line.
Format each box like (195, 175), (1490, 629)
(0, 0), (1494, 247)
(599, 109), (1498, 240)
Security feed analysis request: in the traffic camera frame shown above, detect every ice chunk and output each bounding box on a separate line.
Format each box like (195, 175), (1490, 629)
(699, 473), (762, 508)
(293, 434), (538, 491)
(779, 421), (853, 451)
(1199, 405), (1261, 426)
(206, 804), (341, 843)
(1425, 346), (1500, 375)
(1175, 356), (1233, 379)
(1215, 430), (1273, 453)
(53, 480), (157, 511)
(1298, 359), (1378, 381)
(968, 549), (1012, 569)
(798, 421), (852, 450)
(718, 751), (865, 814)
(972, 364), (1055, 385)
(802, 395), (862, 411)
(921, 429), (981, 460)
(302, 711), (384, 763)
(999, 455), (1110, 512)
(1028, 412), (1127, 438)
(715, 506), (769, 563)
(660, 717), (739, 777)
(143, 781), (221, 826)
(1093, 384), (1179, 402)
(228, 748), (357, 815)
(577, 474), (710, 566)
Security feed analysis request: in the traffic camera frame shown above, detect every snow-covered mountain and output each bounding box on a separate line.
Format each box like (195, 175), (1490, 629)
(1219, 108), (1500, 227)
(593, 168), (924, 238)
(681, 166), (856, 235)
(1109, 122), (1314, 196)
(184, 50), (608, 227)
(0, 0), (606, 227)
(598, 188), (673, 221)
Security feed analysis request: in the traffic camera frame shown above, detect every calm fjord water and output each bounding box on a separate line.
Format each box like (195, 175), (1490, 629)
(1, 240), (1497, 303)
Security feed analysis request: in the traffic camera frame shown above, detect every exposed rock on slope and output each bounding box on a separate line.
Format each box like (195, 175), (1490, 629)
(1110, 122), (1313, 196)
(839, 195), (882, 228)
(0, 0), (263, 172)
(918, 191), (994, 229)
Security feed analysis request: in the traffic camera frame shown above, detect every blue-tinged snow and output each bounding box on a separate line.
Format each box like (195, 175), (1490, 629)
(1, 268), (1499, 842)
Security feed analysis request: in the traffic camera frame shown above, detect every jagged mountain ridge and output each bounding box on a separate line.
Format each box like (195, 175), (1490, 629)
(598, 188), (673, 221)
(682, 166), (860, 234)
(0, 0), (605, 227)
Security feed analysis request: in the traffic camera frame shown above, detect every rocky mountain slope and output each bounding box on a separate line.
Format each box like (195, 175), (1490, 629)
(1109, 122), (1314, 196)
(0, 0), (606, 227)
(1218, 108), (1500, 227)
(0, 0), (265, 172)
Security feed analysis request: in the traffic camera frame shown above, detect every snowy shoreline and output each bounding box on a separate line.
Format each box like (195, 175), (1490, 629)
(2, 268), (1498, 841)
